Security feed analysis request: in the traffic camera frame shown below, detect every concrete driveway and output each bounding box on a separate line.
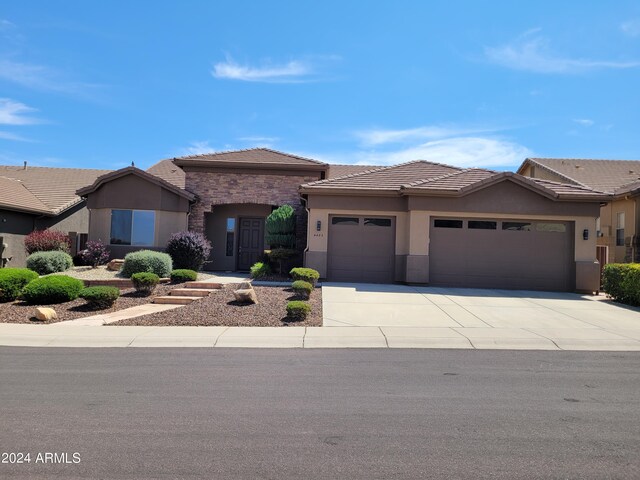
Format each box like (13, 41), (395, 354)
(322, 283), (640, 350)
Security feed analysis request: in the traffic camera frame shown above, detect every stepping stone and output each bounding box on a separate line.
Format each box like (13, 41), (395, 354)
(170, 288), (212, 297)
(153, 296), (198, 305)
(184, 281), (223, 289)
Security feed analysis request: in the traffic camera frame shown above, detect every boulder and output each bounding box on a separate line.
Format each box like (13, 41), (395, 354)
(233, 288), (258, 304)
(107, 259), (124, 271)
(35, 307), (57, 321)
(237, 281), (253, 290)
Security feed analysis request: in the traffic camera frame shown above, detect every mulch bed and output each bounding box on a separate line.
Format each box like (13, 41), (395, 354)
(0, 284), (173, 324)
(109, 284), (322, 327)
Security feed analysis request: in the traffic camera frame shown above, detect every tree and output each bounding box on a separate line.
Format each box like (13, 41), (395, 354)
(265, 205), (296, 249)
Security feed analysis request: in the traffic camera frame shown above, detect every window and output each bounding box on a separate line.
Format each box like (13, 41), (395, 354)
(502, 222), (532, 231)
(536, 223), (567, 233)
(468, 220), (496, 230)
(596, 217), (601, 237)
(364, 218), (391, 227)
(226, 218), (235, 256)
(332, 217), (359, 225)
(616, 212), (625, 246)
(434, 219), (463, 228)
(110, 210), (155, 245)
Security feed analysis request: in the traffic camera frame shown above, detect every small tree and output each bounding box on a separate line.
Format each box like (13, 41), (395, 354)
(165, 231), (211, 271)
(265, 205), (296, 249)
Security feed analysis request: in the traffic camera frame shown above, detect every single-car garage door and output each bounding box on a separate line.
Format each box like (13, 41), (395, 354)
(327, 215), (395, 283)
(429, 218), (574, 291)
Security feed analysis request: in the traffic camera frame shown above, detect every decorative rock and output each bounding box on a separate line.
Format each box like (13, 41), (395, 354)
(237, 281), (253, 290)
(35, 307), (57, 321)
(107, 259), (124, 271)
(233, 288), (258, 304)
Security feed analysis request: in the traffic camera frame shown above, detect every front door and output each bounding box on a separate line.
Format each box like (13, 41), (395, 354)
(237, 217), (265, 271)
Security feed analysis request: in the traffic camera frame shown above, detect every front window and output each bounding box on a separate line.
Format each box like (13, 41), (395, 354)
(616, 212), (625, 247)
(110, 210), (155, 246)
(226, 218), (235, 256)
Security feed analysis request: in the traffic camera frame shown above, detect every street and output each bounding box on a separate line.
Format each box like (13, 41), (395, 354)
(1, 347), (639, 479)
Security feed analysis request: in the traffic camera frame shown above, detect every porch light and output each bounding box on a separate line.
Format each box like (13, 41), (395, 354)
(316, 220), (322, 231)
(583, 229), (589, 240)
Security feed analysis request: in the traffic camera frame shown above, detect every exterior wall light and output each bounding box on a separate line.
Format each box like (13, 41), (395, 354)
(316, 220), (322, 231)
(583, 229), (589, 240)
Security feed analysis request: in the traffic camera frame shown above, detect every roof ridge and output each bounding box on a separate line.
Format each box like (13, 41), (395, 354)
(524, 158), (590, 189)
(172, 147), (327, 165)
(403, 167), (496, 188)
(0, 164), (111, 173)
(529, 157), (640, 162)
(527, 177), (609, 194)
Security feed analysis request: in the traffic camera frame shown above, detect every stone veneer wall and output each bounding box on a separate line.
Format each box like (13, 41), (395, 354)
(185, 171), (320, 251)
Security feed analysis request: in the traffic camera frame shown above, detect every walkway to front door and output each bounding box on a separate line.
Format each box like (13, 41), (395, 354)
(237, 217), (265, 270)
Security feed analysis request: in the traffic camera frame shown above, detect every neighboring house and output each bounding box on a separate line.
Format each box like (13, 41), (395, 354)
(0, 164), (111, 267)
(300, 161), (607, 292)
(518, 158), (640, 264)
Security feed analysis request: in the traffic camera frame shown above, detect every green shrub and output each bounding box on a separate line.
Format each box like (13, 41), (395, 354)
(292, 280), (313, 299)
(265, 205), (296, 248)
(250, 262), (271, 279)
(165, 231), (211, 270)
(26, 251), (73, 275)
(0, 268), (39, 302)
(121, 250), (172, 278)
(602, 263), (640, 305)
(22, 275), (84, 304)
(286, 300), (311, 320)
(290, 267), (320, 286)
(131, 272), (160, 295)
(170, 269), (198, 283)
(79, 286), (120, 310)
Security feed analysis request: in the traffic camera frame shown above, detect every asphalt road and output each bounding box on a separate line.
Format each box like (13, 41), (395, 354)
(1, 348), (639, 479)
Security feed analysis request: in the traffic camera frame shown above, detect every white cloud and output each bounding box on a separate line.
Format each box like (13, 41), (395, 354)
(180, 141), (215, 156)
(212, 56), (313, 83)
(0, 131), (29, 141)
(0, 59), (102, 96)
(0, 98), (38, 125)
(573, 118), (594, 126)
(485, 33), (640, 73)
(621, 19), (640, 37)
(355, 125), (503, 146)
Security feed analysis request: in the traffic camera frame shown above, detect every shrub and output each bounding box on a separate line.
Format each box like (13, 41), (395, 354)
(21, 275), (84, 304)
(290, 267), (320, 286)
(26, 251), (73, 275)
(165, 231), (211, 271)
(170, 269), (198, 283)
(250, 262), (271, 279)
(292, 280), (313, 299)
(81, 240), (110, 268)
(24, 229), (71, 255)
(121, 250), (172, 278)
(79, 286), (120, 310)
(0, 268), (38, 302)
(265, 205), (296, 248)
(131, 272), (159, 295)
(603, 263), (640, 305)
(286, 300), (311, 320)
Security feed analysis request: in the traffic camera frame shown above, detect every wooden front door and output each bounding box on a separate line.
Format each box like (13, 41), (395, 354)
(237, 217), (265, 271)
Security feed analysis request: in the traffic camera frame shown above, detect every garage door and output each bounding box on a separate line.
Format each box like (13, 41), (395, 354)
(327, 216), (395, 283)
(429, 218), (574, 291)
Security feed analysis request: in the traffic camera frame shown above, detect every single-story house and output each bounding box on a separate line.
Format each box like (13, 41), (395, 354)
(518, 158), (640, 264)
(0, 163), (111, 266)
(74, 148), (607, 292)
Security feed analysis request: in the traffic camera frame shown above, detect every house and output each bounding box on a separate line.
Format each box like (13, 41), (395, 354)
(74, 148), (606, 292)
(518, 158), (640, 264)
(0, 164), (111, 266)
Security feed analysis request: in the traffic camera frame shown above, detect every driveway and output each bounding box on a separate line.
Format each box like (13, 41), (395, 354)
(322, 283), (640, 350)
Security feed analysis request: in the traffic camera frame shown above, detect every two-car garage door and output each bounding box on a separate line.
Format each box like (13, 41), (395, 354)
(429, 218), (574, 291)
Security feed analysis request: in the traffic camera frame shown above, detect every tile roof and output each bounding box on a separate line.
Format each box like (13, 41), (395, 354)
(171, 147), (327, 168)
(300, 160), (462, 192)
(147, 159), (186, 189)
(327, 164), (379, 178)
(0, 165), (111, 215)
(0, 176), (51, 214)
(520, 158), (640, 194)
(403, 168), (496, 191)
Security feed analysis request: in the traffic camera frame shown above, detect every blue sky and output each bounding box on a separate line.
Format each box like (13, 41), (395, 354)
(1, 1), (639, 171)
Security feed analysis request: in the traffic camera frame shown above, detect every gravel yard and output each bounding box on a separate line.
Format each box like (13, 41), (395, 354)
(0, 284), (173, 324)
(110, 284), (322, 327)
(49, 266), (217, 281)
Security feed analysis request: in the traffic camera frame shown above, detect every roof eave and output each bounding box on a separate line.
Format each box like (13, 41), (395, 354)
(174, 159), (328, 172)
(298, 186), (402, 196)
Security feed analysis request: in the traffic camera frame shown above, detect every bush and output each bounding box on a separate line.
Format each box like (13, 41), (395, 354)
(250, 262), (271, 279)
(170, 269), (198, 283)
(79, 286), (120, 310)
(121, 250), (172, 278)
(165, 231), (211, 271)
(603, 263), (640, 305)
(81, 240), (110, 268)
(292, 280), (313, 299)
(290, 267), (320, 286)
(265, 205), (296, 248)
(286, 300), (311, 320)
(24, 229), (71, 255)
(26, 251), (73, 275)
(21, 275), (84, 304)
(0, 268), (39, 302)
(131, 272), (159, 295)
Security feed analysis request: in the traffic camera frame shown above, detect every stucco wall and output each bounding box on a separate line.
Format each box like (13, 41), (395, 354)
(598, 198), (636, 263)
